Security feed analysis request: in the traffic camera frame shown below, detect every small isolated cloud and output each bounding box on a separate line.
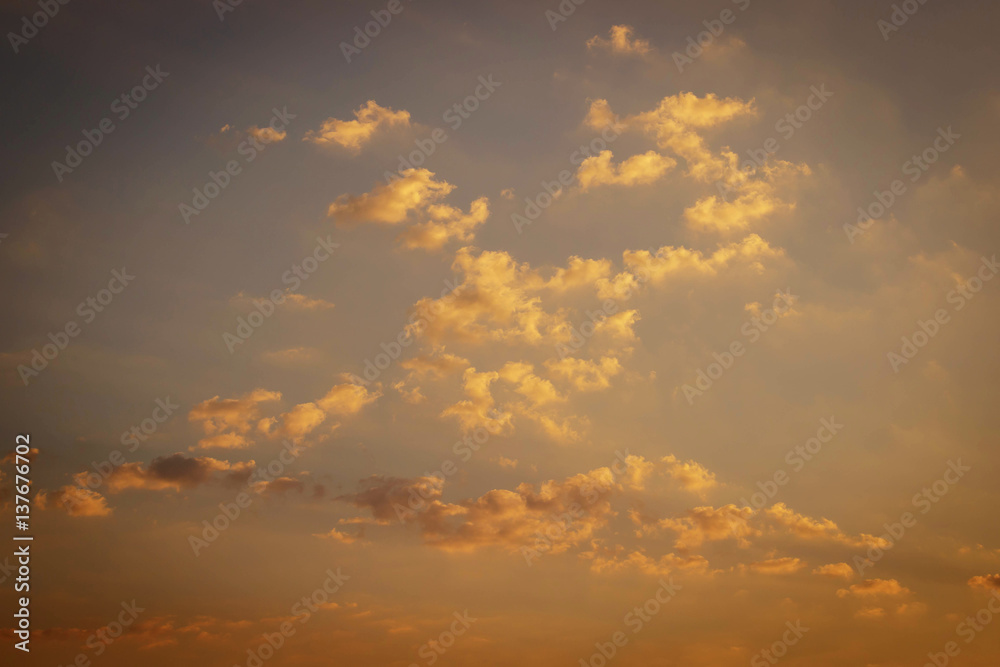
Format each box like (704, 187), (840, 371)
(836, 579), (911, 598)
(36, 487), (111, 517)
(813, 563), (855, 580)
(247, 125), (287, 144)
(304, 100), (410, 153)
(587, 25), (652, 57)
(188, 389), (281, 450)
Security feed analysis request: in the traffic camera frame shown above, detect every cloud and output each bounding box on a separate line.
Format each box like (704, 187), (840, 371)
(103, 454), (256, 492)
(763, 503), (889, 549)
(586, 25), (652, 56)
(744, 557), (806, 575)
(545, 356), (623, 391)
(304, 100), (410, 153)
(396, 197), (490, 251)
(812, 563), (856, 580)
(36, 486), (112, 517)
(836, 579), (911, 598)
(188, 389), (281, 450)
(589, 93), (757, 182)
(328, 169), (489, 249)
(659, 455), (718, 496)
(247, 125), (286, 144)
(968, 574), (1000, 591)
(400, 351), (470, 378)
(576, 150), (676, 191)
(658, 504), (758, 551)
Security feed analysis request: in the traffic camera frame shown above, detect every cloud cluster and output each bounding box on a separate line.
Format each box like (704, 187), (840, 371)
(304, 100), (410, 153)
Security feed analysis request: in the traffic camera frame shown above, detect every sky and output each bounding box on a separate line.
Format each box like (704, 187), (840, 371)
(1, 0), (1000, 665)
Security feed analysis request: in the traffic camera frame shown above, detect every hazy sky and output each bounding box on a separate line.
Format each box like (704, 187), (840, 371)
(2, 0), (1000, 665)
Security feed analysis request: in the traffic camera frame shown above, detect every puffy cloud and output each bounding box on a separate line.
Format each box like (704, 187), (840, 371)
(659, 455), (718, 496)
(316, 381), (383, 416)
(36, 486), (112, 517)
(440, 367), (513, 433)
(328, 169), (489, 249)
(659, 504), (758, 551)
(586, 25), (652, 56)
(396, 197), (490, 251)
(589, 93), (756, 182)
(188, 389), (281, 450)
(329, 169), (454, 226)
(968, 574), (1000, 591)
(743, 557), (806, 575)
(576, 150), (676, 191)
(247, 125), (286, 144)
(103, 454), (256, 492)
(314, 527), (362, 544)
(836, 579), (911, 598)
(585, 544), (711, 577)
(400, 351), (470, 377)
(304, 100), (410, 153)
(763, 503), (889, 549)
(546, 356), (623, 391)
(260, 402), (327, 442)
(544, 257), (613, 292)
(812, 563), (856, 580)
(595, 234), (784, 300)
